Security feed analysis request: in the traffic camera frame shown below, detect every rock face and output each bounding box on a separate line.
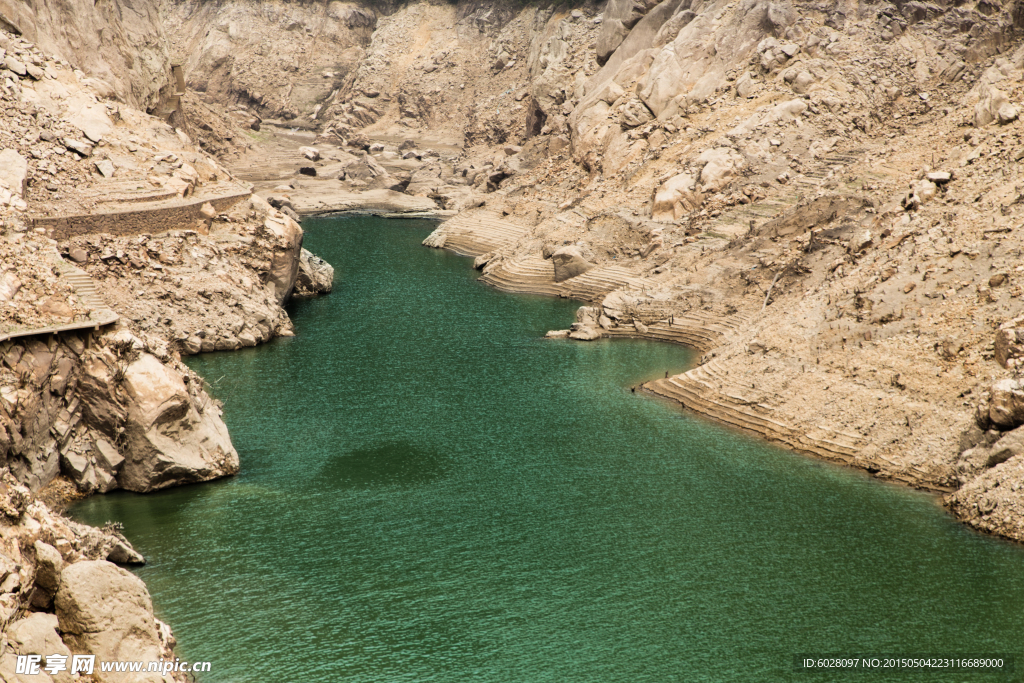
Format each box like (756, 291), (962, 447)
(2, 0), (171, 109)
(160, 0), (376, 120)
(263, 213), (304, 304)
(551, 245), (594, 282)
(55, 561), (166, 683)
(2, 325), (238, 495)
(596, 0), (661, 63)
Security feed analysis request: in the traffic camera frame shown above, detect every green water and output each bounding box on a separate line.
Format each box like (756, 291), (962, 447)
(72, 216), (1024, 682)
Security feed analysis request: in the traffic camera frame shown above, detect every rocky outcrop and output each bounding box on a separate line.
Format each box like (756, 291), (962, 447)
(0, 471), (181, 679)
(2, 325), (238, 495)
(120, 352), (237, 492)
(263, 213), (304, 304)
(294, 248), (334, 298)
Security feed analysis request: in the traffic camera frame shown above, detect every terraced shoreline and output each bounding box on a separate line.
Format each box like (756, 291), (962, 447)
(424, 208), (954, 496)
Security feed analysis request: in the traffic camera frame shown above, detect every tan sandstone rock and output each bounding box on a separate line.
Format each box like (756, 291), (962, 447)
(551, 245), (595, 282)
(55, 561), (166, 683)
(652, 172), (700, 221)
(8, 613), (72, 683)
(697, 148), (745, 192)
(118, 353), (239, 492)
(263, 213), (304, 303)
(0, 149), (28, 197)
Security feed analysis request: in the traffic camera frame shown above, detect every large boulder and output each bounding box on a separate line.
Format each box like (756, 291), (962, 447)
(551, 246), (595, 282)
(55, 561), (165, 683)
(8, 613), (72, 683)
(651, 172), (701, 221)
(989, 379), (1024, 429)
(117, 353), (239, 492)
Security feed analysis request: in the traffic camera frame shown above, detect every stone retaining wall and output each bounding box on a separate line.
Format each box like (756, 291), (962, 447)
(31, 191), (250, 240)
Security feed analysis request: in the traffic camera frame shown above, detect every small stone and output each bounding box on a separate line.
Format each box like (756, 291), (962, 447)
(792, 71), (815, 94)
(33, 541), (64, 593)
(25, 64), (43, 80)
(69, 248), (88, 263)
(998, 103), (1020, 125)
(94, 159), (114, 178)
(735, 72), (754, 98)
(926, 171), (952, 183)
(990, 273), (1008, 287)
(63, 138), (93, 157)
(3, 56), (26, 76)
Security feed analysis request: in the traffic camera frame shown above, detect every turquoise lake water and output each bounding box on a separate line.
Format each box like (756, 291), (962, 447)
(73, 215), (1024, 682)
